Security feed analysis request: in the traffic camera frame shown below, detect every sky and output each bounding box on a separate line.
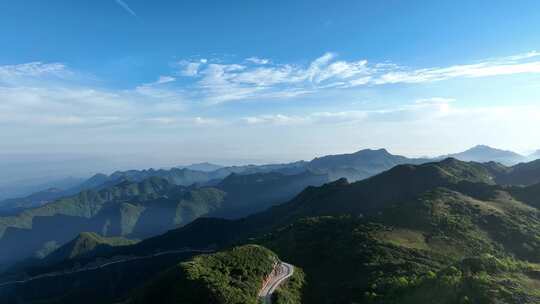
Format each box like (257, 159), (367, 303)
(1, 0), (540, 177)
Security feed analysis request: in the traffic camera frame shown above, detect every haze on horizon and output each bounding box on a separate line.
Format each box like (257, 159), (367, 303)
(1, 1), (540, 179)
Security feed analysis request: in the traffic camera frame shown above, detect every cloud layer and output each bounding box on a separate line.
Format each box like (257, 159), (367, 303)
(176, 51), (540, 103)
(1, 51), (540, 159)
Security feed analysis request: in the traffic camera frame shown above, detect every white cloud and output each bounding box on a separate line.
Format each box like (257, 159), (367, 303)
(242, 111), (371, 126)
(0, 62), (69, 84)
(242, 114), (307, 126)
(155, 76), (175, 84)
(143, 116), (220, 126)
(246, 57), (270, 65)
(0, 63), (211, 129)
(173, 50), (540, 103)
(179, 61), (202, 76)
(240, 98), (459, 127)
(4, 49), (540, 156)
(373, 52), (540, 84)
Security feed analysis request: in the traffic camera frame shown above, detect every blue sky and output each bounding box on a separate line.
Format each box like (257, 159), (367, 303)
(1, 0), (540, 174)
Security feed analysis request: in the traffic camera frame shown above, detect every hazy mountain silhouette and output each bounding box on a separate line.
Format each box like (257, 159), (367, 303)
(442, 145), (526, 165)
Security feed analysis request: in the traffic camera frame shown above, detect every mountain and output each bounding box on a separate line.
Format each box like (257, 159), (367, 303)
(178, 162), (224, 172)
(308, 148), (429, 181)
(0, 148), (425, 215)
(206, 147), (428, 182)
(492, 159), (540, 186)
(43, 232), (138, 263)
(0, 188), (64, 215)
(130, 245), (282, 304)
(124, 158), (540, 304)
(18, 158), (539, 304)
(107, 159), (540, 258)
(1, 146), (533, 215)
(0, 168), (330, 267)
(211, 170), (329, 218)
(32, 158), (495, 262)
(0, 177), (227, 265)
(0, 176), (85, 201)
(443, 145), (526, 165)
(209, 161), (309, 179)
(0, 168), (225, 214)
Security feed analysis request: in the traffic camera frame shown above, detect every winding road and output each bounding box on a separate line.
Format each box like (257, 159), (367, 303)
(0, 248), (214, 288)
(259, 261), (294, 304)
(2, 249), (294, 304)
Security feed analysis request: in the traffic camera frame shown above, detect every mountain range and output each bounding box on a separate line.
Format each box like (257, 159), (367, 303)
(0, 170), (329, 266)
(2, 145), (537, 214)
(1, 146), (540, 265)
(442, 145), (529, 165)
(3, 146), (540, 303)
(4, 157), (540, 303)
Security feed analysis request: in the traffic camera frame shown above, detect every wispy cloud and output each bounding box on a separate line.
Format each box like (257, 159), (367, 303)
(0, 62), (69, 85)
(154, 76), (176, 84)
(175, 50), (540, 104)
(3, 51), (540, 130)
(246, 57), (270, 65)
(115, 0), (137, 17)
(0, 63), (207, 129)
(240, 98), (539, 128)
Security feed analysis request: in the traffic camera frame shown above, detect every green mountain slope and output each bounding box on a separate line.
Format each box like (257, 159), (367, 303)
(7, 158), (540, 304)
(212, 171), (329, 218)
(255, 181), (540, 303)
(123, 160), (540, 303)
(44, 232), (138, 263)
(0, 177), (226, 265)
(0, 169), (328, 266)
(130, 245), (279, 304)
(96, 159), (504, 257)
(127, 166), (540, 304)
(496, 159), (540, 186)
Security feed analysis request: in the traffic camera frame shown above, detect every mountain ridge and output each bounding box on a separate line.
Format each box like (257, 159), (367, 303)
(6, 158), (540, 303)
(442, 145), (527, 165)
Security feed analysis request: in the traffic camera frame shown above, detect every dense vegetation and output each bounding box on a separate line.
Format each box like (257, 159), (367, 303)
(391, 255), (540, 304)
(44, 232), (138, 262)
(126, 159), (540, 304)
(130, 245), (278, 304)
(272, 267), (305, 304)
(0, 170), (326, 266)
(0, 177), (227, 264)
(5, 157), (540, 303)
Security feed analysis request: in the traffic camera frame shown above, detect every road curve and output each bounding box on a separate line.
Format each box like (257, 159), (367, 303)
(0, 248), (214, 288)
(259, 261), (294, 304)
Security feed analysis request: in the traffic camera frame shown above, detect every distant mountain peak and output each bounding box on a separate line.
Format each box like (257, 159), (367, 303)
(467, 144), (509, 152)
(444, 145), (525, 165)
(353, 148), (391, 155)
(178, 162), (224, 172)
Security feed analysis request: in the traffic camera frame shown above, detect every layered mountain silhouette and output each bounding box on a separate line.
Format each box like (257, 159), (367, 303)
(44, 232), (138, 263)
(3, 145), (534, 215)
(0, 188), (64, 215)
(177, 162), (224, 172)
(0, 170), (328, 266)
(442, 145), (527, 165)
(0, 148), (423, 213)
(7, 158), (540, 303)
(4, 148), (540, 303)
